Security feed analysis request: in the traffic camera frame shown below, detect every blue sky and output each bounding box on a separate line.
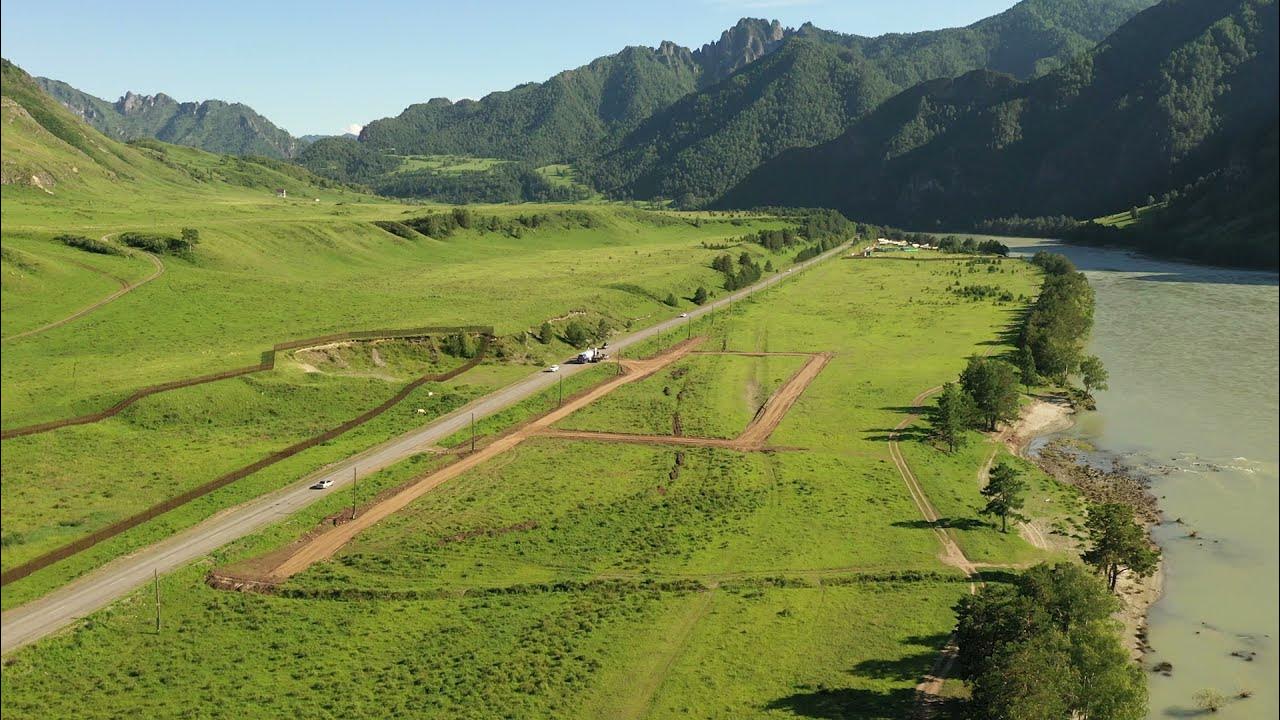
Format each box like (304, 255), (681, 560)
(1, 0), (1016, 136)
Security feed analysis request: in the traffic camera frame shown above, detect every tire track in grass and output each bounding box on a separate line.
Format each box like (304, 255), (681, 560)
(606, 588), (717, 720)
(2, 237), (164, 343)
(886, 386), (979, 718)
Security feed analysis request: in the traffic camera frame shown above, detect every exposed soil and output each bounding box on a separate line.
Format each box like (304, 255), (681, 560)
(534, 352), (831, 452)
(241, 338), (708, 583)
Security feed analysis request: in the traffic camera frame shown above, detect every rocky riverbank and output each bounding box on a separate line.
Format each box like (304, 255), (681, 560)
(1010, 398), (1164, 660)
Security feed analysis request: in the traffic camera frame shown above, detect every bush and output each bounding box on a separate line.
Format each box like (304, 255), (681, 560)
(373, 220), (420, 240)
(119, 231), (196, 255)
(56, 234), (124, 256)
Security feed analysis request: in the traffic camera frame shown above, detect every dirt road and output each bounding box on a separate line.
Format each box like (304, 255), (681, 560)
(0, 241), (850, 655)
(3, 242), (164, 342)
(264, 337), (706, 580)
(885, 386), (979, 718)
(537, 351), (829, 451)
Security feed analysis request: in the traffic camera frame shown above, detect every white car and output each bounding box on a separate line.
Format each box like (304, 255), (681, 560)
(547, 364), (560, 373)
(679, 313), (689, 318)
(310, 479), (334, 490)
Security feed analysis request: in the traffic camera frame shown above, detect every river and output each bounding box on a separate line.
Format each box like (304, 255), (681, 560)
(1003, 238), (1279, 718)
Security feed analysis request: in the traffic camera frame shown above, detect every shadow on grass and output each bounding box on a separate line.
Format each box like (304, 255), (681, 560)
(864, 426), (932, 443)
(892, 517), (990, 531)
(765, 687), (917, 719)
(765, 634), (954, 718)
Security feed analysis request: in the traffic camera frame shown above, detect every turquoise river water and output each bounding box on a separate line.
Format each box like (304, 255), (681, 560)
(1005, 238), (1279, 718)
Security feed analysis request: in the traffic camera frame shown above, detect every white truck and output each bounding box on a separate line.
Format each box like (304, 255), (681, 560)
(576, 348), (606, 363)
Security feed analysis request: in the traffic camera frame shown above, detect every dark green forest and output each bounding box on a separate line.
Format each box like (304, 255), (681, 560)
(719, 0), (1278, 268)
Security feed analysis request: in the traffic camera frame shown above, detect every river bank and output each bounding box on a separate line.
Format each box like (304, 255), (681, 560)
(1005, 396), (1164, 659)
(996, 236), (1277, 717)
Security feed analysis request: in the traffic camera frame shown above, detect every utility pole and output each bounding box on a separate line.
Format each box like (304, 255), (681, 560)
(153, 569), (161, 634)
(470, 412), (476, 453)
(558, 376), (563, 406)
(351, 466), (358, 520)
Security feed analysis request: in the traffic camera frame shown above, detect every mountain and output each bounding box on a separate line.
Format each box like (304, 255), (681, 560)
(354, 18), (793, 166)
(2, 59), (341, 199)
(33, 77), (302, 159)
(718, 0), (1279, 266)
(585, 0), (1158, 204)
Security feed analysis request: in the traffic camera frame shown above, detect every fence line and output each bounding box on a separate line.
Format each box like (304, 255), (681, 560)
(0, 334), (490, 587)
(1, 325), (494, 439)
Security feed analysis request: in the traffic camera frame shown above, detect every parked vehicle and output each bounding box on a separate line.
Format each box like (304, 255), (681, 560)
(311, 479), (334, 490)
(679, 312), (689, 318)
(547, 364), (560, 372)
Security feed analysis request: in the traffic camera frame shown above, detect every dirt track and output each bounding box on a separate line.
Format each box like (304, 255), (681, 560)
(261, 338), (707, 581)
(3, 242), (164, 343)
(885, 386), (979, 718)
(539, 352), (829, 451)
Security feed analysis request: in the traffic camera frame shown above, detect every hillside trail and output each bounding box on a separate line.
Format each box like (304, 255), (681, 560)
(259, 337), (707, 581)
(3, 235), (164, 342)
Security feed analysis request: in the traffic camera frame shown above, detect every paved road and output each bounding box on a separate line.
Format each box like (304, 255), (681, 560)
(0, 241), (850, 655)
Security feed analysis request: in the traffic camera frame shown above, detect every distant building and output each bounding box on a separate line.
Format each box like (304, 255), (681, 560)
(275, 188), (287, 198)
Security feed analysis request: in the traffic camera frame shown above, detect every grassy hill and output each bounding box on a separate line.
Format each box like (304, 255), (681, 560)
(719, 0), (1279, 270)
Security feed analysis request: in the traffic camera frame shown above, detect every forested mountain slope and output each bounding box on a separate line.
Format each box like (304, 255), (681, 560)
(584, 0), (1156, 204)
(718, 0), (1278, 268)
(35, 77), (301, 159)
(355, 19), (792, 166)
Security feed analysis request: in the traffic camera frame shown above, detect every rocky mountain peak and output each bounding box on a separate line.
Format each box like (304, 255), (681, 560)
(693, 17), (794, 85)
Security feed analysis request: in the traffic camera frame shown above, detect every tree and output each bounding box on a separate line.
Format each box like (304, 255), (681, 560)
(1079, 355), (1109, 395)
(764, 260), (775, 273)
(663, 292), (679, 307)
(960, 357), (1020, 430)
(932, 382), (976, 452)
(1082, 503), (1160, 592)
(564, 321), (590, 348)
(180, 227), (200, 245)
(955, 563), (1146, 720)
(538, 321), (554, 345)
(981, 462), (1027, 532)
(594, 318), (611, 344)
(1014, 344), (1038, 389)
(693, 286), (709, 305)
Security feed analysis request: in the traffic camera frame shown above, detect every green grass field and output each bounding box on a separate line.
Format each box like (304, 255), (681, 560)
(556, 353), (808, 438)
(2, 247), (1072, 718)
(3, 67), (810, 598)
(391, 153), (510, 175)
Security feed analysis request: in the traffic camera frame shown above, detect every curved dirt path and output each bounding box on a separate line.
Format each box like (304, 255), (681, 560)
(3, 239), (164, 342)
(978, 446), (1049, 551)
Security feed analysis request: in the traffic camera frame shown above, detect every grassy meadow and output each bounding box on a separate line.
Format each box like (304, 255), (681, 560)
(3, 81), (809, 601)
(1, 250), (1082, 718)
(556, 353), (808, 438)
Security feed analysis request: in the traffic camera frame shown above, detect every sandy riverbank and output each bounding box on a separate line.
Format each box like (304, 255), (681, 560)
(1005, 395), (1164, 660)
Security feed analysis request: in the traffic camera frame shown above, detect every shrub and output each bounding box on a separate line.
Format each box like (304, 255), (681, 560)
(119, 231), (195, 255)
(56, 234), (124, 256)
